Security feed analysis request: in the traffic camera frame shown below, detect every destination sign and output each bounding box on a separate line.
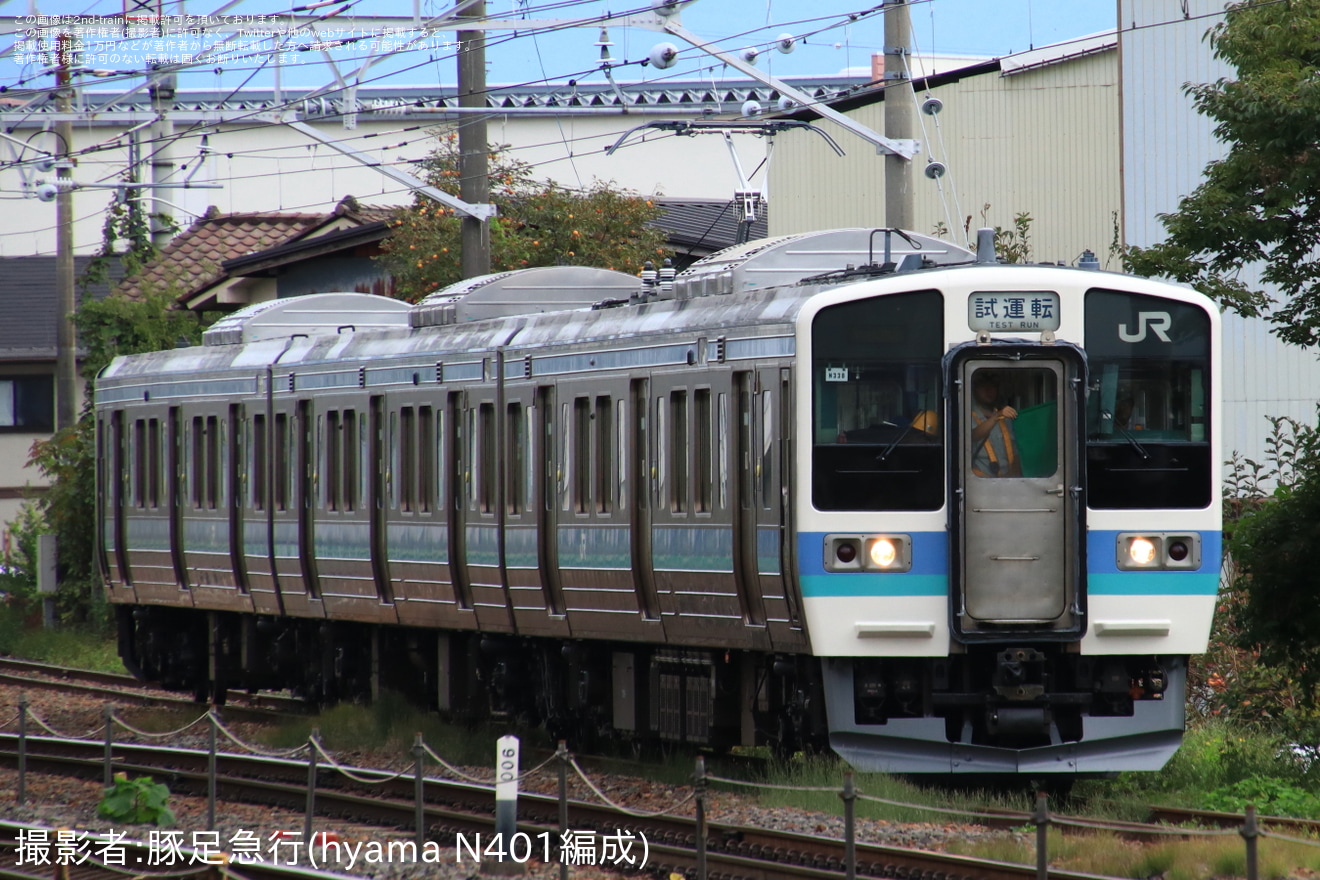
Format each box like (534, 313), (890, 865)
(967, 291), (1061, 333)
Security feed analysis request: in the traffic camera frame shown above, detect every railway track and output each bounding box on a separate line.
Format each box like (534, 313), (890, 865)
(0, 733), (1129, 880)
(0, 657), (307, 720)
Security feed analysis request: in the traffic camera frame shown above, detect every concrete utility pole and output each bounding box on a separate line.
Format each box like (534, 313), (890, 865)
(458, 1), (491, 279)
(55, 32), (76, 432)
(149, 66), (177, 247)
(883, 0), (914, 231)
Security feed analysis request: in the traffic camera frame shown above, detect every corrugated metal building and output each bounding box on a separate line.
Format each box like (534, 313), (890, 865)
(771, 18), (1320, 466)
(769, 36), (1120, 269)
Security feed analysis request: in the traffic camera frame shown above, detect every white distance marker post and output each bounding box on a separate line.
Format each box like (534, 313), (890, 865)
(495, 735), (520, 858)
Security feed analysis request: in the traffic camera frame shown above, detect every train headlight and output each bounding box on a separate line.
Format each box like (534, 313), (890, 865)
(824, 534), (912, 572)
(1117, 532), (1201, 570)
(869, 538), (897, 568)
(863, 535), (910, 571)
(1127, 536), (1159, 567)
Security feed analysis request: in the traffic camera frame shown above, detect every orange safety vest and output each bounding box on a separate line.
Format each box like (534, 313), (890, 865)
(971, 409), (1017, 477)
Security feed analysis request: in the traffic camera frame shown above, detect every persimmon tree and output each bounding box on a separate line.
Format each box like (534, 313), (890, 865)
(379, 133), (669, 301)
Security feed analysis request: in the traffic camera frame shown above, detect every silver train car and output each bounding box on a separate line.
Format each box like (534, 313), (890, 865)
(95, 229), (1221, 774)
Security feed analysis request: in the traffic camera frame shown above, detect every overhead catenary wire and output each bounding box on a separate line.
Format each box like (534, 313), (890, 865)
(0, 0), (1264, 251)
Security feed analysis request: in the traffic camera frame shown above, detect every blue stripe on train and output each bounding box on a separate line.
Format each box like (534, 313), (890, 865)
(797, 529), (1223, 598)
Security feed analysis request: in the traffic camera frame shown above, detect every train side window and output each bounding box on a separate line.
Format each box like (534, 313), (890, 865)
(596, 396), (612, 514)
(418, 406), (433, 514)
(325, 411), (340, 510)
(205, 416), (220, 509)
(574, 397), (590, 515)
(717, 393), (729, 510)
(434, 407), (444, 512)
(191, 416), (204, 509)
(400, 407), (416, 513)
(253, 414), (267, 511)
(655, 396), (667, 509)
(559, 402), (571, 513)
(148, 418), (161, 509)
(695, 389), (712, 514)
(671, 390), (689, 514)
(274, 413), (289, 511)
(133, 418), (146, 508)
(217, 417), (227, 509)
(390, 410), (400, 509)
(760, 389), (773, 510)
(343, 410), (358, 512)
(507, 402), (524, 515)
(478, 402), (495, 514)
(360, 411), (370, 512)
(615, 399), (627, 509)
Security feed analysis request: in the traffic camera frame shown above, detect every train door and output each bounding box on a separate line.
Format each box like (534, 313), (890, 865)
(747, 366), (806, 651)
(180, 405), (247, 609)
(553, 379), (648, 641)
(497, 382), (569, 637)
(311, 393), (393, 624)
(952, 352), (1085, 637)
(459, 374), (514, 634)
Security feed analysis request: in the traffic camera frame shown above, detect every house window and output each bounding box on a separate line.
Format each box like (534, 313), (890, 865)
(0, 375), (54, 431)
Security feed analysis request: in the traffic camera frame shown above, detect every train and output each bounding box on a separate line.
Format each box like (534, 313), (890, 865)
(95, 227), (1222, 774)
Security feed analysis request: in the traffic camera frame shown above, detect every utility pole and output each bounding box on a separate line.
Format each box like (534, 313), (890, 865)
(55, 32), (76, 432)
(148, 65), (177, 247)
(883, 0), (914, 231)
(457, 1), (491, 278)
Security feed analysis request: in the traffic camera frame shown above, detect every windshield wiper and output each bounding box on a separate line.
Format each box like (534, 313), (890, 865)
(1103, 411), (1150, 460)
(877, 421), (914, 461)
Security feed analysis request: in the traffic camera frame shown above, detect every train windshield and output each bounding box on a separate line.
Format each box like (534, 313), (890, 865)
(812, 290), (944, 511)
(1084, 289), (1212, 509)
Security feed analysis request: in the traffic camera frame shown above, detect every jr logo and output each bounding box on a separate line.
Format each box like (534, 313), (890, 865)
(1118, 311), (1172, 343)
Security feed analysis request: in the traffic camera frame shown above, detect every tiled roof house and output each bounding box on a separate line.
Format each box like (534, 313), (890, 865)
(117, 196), (400, 311)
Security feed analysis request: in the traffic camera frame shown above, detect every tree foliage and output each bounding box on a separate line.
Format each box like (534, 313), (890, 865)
(379, 132), (669, 301)
(1189, 415), (1320, 751)
(1123, 0), (1320, 346)
(20, 286), (205, 627)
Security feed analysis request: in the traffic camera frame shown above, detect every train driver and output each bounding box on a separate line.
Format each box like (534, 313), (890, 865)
(969, 372), (1021, 477)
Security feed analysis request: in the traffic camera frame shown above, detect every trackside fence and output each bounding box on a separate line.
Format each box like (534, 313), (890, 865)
(0, 696), (1308, 880)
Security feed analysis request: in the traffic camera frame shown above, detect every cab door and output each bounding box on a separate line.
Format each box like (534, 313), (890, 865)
(952, 351), (1085, 638)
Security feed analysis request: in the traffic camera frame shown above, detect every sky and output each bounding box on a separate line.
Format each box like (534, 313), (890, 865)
(2, 0), (1117, 95)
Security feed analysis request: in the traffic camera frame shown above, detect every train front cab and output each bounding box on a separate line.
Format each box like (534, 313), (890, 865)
(800, 273), (1220, 774)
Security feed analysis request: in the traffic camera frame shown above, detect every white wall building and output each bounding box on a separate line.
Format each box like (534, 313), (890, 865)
(0, 77), (869, 257)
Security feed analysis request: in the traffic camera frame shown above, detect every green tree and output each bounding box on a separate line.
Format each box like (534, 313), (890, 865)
(1187, 415), (1320, 755)
(23, 285), (205, 626)
(1122, 0), (1320, 347)
(379, 132), (669, 301)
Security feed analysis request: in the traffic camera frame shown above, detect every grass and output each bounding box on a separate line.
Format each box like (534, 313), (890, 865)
(945, 829), (1320, 880)
(260, 692), (543, 770)
(0, 610), (124, 674)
